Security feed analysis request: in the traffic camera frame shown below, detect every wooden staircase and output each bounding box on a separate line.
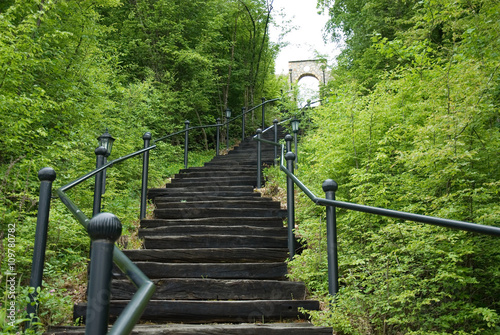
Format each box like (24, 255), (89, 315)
(48, 130), (332, 334)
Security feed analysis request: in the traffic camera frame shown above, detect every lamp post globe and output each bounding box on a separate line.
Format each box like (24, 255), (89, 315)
(97, 128), (115, 157)
(291, 117), (300, 133)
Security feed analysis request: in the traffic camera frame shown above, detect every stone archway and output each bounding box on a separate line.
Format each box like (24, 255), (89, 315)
(288, 59), (330, 87)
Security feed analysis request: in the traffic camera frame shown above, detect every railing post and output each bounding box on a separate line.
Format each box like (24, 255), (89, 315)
(241, 107), (246, 141)
(323, 179), (339, 297)
(261, 97), (266, 129)
(256, 128), (262, 189)
(26, 167), (56, 329)
(93, 147), (107, 217)
(140, 132), (152, 220)
(285, 135), (296, 259)
(226, 116), (230, 150)
(294, 133), (298, 168)
(273, 119), (279, 165)
(184, 120), (190, 169)
(216, 118), (221, 156)
(85, 213), (122, 335)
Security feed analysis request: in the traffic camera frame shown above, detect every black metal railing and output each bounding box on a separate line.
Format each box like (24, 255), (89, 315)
(27, 97), (283, 334)
(254, 125), (500, 297)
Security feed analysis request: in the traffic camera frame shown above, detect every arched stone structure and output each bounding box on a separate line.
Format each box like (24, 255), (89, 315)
(288, 59), (330, 87)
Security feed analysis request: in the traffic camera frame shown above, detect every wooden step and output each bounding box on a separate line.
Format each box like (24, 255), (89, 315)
(139, 225), (286, 237)
(74, 299), (321, 323)
(173, 173), (256, 181)
(178, 165), (257, 173)
(204, 160), (274, 167)
(143, 234), (287, 249)
(111, 278), (307, 300)
(154, 208), (286, 219)
(148, 186), (256, 199)
(153, 195), (273, 203)
(122, 248), (289, 263)
(139, 217), (284, 229)
(154, 200), (281, 209)
(47, 323), (333, 335)
(113, 262), (288, 279)
(167, 179), (257, 188)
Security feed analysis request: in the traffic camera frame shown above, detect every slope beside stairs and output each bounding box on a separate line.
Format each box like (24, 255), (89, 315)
(47, 129), (332, 334)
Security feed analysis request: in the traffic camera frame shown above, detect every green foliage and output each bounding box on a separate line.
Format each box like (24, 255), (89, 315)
(285, 0), (500, 333)
(0, 0), (282, 330)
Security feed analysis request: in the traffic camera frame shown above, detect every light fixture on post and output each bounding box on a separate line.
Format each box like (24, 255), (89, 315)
(291, 117), (300, 167)
(225, 108), (232, 150)
(96, 128), (115, 198)
(97, 128), (115, 157)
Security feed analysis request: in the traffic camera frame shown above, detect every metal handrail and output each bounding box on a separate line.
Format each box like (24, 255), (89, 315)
(28, 97), (284, 334)
(276, 144), (500, 236)
(253, 118), (500, 236)
(59, 145), (157, 192)
(154, 123), (220, 144)
(254, 130), (500, 298)
(57, 189), (155, 335)
(153, 97), (282, 144)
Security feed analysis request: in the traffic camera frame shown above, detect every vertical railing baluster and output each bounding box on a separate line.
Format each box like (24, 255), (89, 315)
(261, 97), (266, 129)
(216, 118), (220, 156)
(140, 132), (152, 220)
(184, 120), (190, 169)
(323, 179), (339, 296)
(285, 134), (296, 259)
(242, 107), (246, 141)
(256, 128), (262, 189)
(93, 147), (107, 217)
(26, 167), (56, 329)
(273, 119), (278, 165)
(226, 116), (230, 150)
(85, 213), (122, 335)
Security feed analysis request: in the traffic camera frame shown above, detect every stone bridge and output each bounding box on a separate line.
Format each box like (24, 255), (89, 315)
(288, 59), (330, 87)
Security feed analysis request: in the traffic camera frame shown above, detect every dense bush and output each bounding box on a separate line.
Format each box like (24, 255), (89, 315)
(288, 0), (500, 333)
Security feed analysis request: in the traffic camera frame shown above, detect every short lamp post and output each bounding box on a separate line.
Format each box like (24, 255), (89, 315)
(94, 129), (115, 216)
(226, 108), (232, 150)
(291, 117), (300, 166)
(97, 128), (115, 157)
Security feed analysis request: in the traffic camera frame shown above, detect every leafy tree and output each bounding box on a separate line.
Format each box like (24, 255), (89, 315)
(286, 0), (500, 333)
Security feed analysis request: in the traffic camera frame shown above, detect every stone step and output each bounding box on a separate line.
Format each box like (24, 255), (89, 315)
(154, 200), (281, 209)
(110, 278), (307, 300)
(154, 208), (286, 219)
(74, 299), (320, 323)
(113, 262), (287, 279)
(122, 248), (288, 263)
(143, 234), (287, 249)
(47, 323), (333, 335)
(139, 217), (284, 229)
(139, 225), (286, 237)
